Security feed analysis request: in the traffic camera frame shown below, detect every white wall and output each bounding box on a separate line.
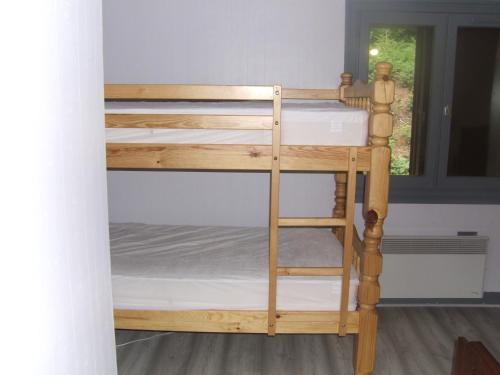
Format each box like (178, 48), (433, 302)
(108, 171), (335, 227)
(1, 1), (116, 374)
(104, 0), (345, 87)
(355, 204), (500, 294)
(103, 0), (500, 293)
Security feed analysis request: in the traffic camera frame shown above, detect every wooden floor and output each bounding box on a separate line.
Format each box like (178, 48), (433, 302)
(116, 307), (500, 375)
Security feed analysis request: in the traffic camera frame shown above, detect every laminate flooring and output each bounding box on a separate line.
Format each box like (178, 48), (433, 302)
(115, 307), (500, 375)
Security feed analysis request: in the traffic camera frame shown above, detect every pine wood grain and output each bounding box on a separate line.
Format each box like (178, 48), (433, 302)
(354, 62), (394, 375)
(106, 143), (272, 170)
(282, 88), (340, 100)
(106, 144), (372, 172)
(278, 217), (346, 227)
(339, 147), (358, 337)
(106, 114), (273, 130)
(276, 267), (344, 276)
(267, 86), (282, 336)
(114, 309), (359, 335)
(105, 84), (274, 101)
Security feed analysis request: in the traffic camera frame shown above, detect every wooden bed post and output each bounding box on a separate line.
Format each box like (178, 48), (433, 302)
(354, 62), (394, 375)
(333, 173), (347, 243)
(333, 72), (353, 243)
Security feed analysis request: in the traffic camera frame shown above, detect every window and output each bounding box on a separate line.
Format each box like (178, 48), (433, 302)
(368, 26), (432, 176)
(447, 27), (500, 177)
(346, 1), (500, 203)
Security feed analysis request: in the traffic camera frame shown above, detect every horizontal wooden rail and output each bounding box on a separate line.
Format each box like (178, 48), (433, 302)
(278, 217), (346, 227)
(277, 267), (344, 276)
(106, 144), (371, 172)
(105, 114), (273, 130)
(279, 146), (370, 171)
(114, 309), (359, 334)
(107, 144), (271, 170)
(104, 84), (275, 101)
(282, 88), (340, 100)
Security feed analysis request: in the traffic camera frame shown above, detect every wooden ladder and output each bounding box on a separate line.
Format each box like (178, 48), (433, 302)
(267, 87), (358, 336)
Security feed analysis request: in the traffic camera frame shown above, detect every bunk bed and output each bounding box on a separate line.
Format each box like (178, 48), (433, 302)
(105, 62), (395, 375)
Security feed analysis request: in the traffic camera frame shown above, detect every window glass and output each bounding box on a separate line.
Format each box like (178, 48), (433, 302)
(369, 26), (432, 176)
(448, 27), (500, 177)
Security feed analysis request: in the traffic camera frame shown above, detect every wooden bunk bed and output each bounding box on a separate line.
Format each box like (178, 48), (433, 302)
(105, 62), (395, 375)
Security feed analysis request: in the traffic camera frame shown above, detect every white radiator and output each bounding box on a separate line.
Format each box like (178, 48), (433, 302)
(379, 235), (488, 299)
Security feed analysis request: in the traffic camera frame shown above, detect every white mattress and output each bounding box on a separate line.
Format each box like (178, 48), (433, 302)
(105, 101), (368, 146)
(110, 223), (358, 311)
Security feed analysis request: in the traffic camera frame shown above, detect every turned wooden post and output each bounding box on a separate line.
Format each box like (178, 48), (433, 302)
(339, 72), (353, 104)
(354, 62), (394, 375)
(333, 173), (347, 242)
(333, 72), (353, 242)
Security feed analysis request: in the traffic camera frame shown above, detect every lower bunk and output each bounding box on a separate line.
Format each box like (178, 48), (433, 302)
(111, 223), (360, 334)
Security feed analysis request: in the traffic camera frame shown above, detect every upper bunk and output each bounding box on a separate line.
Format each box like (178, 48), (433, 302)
(104, 63), (395, 173)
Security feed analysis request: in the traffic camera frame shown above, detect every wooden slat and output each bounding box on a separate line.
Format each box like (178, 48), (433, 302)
(267, 85), (282, 336)
(105, 114), (273, 130)
(277, 267), (344, 276)
(339, 147), (358, 336)
(114, 309), (267, 333)
(106, 144), (371, 172)
(280, 146), (371, 172)
(278, 217), (346, 227)
(106, 143), (272, 170)
(114, 309), (359, 334)
(276, 311), (359, 334)
(282, 88), (340, 100)
(104, 84), (274, 101)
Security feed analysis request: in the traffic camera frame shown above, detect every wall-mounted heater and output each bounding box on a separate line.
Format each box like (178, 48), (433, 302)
(379, 235), (488, 299)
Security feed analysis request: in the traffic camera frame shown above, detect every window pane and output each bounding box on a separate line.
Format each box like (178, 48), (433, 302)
(369, 26), (432, 176)
(448, 27), (500, 177)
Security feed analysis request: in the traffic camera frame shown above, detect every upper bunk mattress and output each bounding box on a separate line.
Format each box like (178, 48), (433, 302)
(105, 101), (368, 146)
(110, 223), (359, 311)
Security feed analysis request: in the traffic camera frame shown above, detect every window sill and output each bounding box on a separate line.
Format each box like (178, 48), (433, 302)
(388, 186), (500, 204)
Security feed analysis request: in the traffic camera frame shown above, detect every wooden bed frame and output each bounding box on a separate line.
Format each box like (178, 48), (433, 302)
(106, 62), (395, 375)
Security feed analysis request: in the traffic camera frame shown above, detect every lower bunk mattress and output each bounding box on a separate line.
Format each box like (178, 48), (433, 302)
(110, 223), (359, 311)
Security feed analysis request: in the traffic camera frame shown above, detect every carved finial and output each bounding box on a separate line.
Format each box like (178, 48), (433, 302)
(369, 62), (395, 146)
(340, 72), (353, 87)
(375, 62), (392, 81)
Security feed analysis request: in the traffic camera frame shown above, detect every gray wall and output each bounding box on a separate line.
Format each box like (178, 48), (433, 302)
(103, 0), (500, 293)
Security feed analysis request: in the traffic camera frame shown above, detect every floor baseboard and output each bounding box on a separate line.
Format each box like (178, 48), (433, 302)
(379, 292), (500, 306)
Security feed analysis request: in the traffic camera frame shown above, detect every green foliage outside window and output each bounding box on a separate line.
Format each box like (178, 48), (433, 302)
(368, 27), (416, 175)
(369, 28), (416, 88)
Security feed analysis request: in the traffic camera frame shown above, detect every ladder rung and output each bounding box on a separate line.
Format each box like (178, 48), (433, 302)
(277, 267), (344, 276)
(278, 217), (346, 227)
